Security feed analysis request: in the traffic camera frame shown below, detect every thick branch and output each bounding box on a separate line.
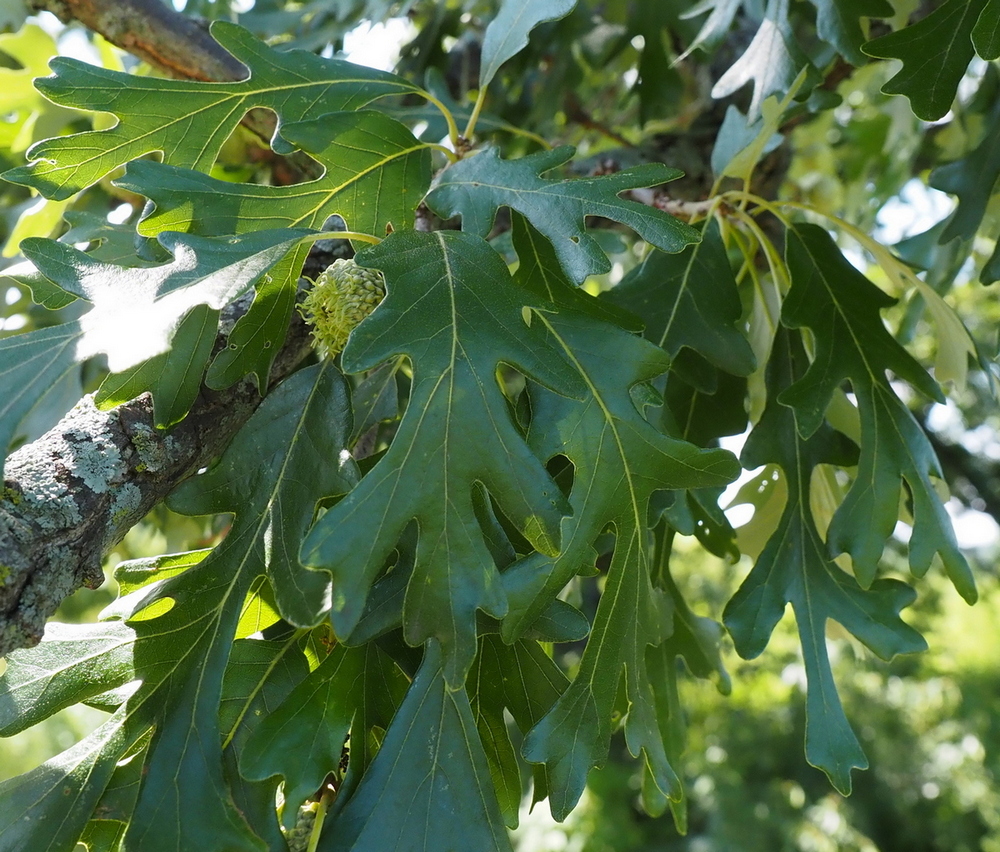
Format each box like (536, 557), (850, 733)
(25, 0), (319, 179)
(29, 0), (246, 81)
(0, 4), (357, 659)
(0, 300), (315, 658)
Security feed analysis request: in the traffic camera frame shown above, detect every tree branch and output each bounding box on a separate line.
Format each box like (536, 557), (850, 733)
(0, 230), (354, 658)
(28, 0), (247, 81)
(25, 0), (321, 180)
(0, 4), (362, 659)
(0, 297), (314, 658)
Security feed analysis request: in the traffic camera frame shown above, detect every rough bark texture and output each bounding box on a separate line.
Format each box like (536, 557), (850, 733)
(28, 0), (247, 81)
(0, 226), (353, 658)
(0, 298), (314, 658)
(26, 0), (320, 182)
(0, 2), (357, 658)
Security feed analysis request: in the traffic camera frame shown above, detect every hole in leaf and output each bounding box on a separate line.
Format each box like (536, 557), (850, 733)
(545, 454), (575, 500)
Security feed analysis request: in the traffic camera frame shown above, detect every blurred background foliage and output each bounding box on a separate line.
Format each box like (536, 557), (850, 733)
(0, 0), (998, 849)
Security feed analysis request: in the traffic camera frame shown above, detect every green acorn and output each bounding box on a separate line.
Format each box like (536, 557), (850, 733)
(282, 802), (318, 852)
(302, 258), (386, 355)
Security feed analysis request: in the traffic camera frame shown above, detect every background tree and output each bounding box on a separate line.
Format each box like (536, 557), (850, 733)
(0, 1), (998, 850)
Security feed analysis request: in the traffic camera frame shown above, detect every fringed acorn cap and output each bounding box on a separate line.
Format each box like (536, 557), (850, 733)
(302, 258), (385, 355)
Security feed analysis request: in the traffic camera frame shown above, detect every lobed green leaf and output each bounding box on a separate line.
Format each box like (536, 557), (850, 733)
(779, 224), (974, 600)
(863, 0), (988, 121)
(425, 145), (699, 283)
(302, 230), (587, 688)
(4, 22), (420, 200)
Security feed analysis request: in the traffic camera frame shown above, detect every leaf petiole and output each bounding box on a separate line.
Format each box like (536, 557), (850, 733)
(423, 141), (460, 162)
(298, 230), (382, 247)
(463, 88), (488, 142)
(307, 787), (335, 852)
(416, 87), (463, 150)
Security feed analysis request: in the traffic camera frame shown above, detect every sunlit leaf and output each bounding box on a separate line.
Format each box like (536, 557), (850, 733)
(4, 22), (420, 200)
(0, 229), (308, 462)
(711, 0), (818, 121)
(118, 111), (431, 239)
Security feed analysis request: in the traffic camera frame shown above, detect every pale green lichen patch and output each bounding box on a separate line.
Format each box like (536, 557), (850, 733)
(129, 423), (168, 474)
(2, 396), (130, 532)
(302, 258), (385, 356)
(5, 448), (82, 529)
(63, 427), (122, 494)
(111, 483), (142, 525)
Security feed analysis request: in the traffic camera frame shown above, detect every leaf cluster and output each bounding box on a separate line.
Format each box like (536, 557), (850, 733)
(0, 1), (997, 850)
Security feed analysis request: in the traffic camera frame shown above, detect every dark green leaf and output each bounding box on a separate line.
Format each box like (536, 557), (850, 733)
(984, 239), (1000, 284)
(479, 0), (578, 89)
(219, 637), (310, 849)
(469, 639), (524, 829)
(604, 218), (756, 376)
(930, 100), (1000, 244)
(241, 644), (364, 828)
(206, 265), (299, 391)
(779, 224), (975, 601)
(641, 561), (729, 829)
(469, 636), (571, 818)
(338, 643), (411, 790)
(0, 364), (355, 851)
(425, 145), (699, 283)
(495, 235), (738, 817)
(506, 212), (643, 332)
(974, 0), (1000, 59)
(302, 230), (587, 688)
(725, 330), (927, 793)
(348, 361), (401, 446)
(863, 0), (988, 121)
(806, 0), (893, 64)
(320, 642), (512, 852)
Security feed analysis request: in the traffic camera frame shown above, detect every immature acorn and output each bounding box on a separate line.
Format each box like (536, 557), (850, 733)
(302, 258), (386, 356)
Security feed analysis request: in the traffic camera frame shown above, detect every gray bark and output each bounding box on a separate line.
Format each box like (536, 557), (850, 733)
(0, 298), (315, 657)
(0, 1), (357, 658)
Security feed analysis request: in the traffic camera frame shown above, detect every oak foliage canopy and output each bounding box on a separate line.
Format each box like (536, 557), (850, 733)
(0, 0), (998, 849)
